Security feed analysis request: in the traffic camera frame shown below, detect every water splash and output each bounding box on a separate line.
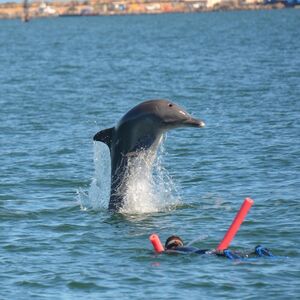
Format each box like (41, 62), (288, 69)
(79, 139), (181, 213)
(77, 142), (111, 211)
(119, 145), (181, 214)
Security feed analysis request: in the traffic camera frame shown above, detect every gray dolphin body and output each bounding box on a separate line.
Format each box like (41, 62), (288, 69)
(93, 99), (205, 211)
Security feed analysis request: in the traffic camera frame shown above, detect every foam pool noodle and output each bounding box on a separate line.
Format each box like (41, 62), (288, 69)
(217, 198), (254, 251)
(149, 234), (165, 253)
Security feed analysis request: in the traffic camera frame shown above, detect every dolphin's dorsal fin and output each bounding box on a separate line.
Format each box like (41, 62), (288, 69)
(93, 127), (115, 150)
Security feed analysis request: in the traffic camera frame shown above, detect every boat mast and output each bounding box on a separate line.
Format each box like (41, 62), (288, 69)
(23, 0), (29, 22)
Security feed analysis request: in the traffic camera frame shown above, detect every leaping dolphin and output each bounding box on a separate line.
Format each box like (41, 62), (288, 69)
(93, 99), (205, 211)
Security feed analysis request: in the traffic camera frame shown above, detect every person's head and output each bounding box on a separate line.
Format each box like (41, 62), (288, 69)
(165, 235), (184, 250)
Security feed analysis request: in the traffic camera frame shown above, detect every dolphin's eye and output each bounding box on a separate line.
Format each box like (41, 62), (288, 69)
(168, 103), (173, 108)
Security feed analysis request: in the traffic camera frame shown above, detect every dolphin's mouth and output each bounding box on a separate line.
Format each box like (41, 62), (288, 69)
(162, 118), (205, 129)
(184, 117), (205, 128)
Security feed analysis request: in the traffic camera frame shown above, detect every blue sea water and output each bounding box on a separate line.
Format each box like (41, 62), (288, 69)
(0, 9), (300, 299)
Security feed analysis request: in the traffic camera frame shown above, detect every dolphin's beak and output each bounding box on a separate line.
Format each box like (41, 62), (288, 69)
(184, 117), (205, 128)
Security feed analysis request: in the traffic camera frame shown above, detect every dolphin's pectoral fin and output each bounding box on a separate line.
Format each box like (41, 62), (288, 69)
(125, 151), (140, 158)
(93, 127), (115, 150)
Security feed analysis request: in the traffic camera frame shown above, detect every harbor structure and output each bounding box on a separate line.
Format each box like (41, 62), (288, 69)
(0, 0), (295, 20)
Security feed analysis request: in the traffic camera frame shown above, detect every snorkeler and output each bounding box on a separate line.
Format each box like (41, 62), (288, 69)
(150, 199), (274, 260)
(164, 235), (273, 259)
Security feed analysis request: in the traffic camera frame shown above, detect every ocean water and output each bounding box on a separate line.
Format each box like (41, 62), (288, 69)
(1, 9), (300, 299)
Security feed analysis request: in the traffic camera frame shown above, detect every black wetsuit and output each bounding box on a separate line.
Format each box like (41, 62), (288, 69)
(166, 246), (209, 255)
(165, 245), (273, 259)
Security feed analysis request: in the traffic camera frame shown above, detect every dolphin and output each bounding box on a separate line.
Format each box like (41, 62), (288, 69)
(93, 99), (205, 211)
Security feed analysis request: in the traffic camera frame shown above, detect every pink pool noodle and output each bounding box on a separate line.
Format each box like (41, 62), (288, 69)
(149, 234), (165, 253)
(217, 198), (254, 251)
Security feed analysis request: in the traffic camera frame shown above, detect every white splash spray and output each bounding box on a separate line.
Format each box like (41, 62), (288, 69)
(77, 142), (111, 211)
(79, 138), (181, 213)
(119, 146), (181, 214)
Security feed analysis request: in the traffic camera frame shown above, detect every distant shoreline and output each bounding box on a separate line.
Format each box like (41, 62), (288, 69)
(0, 0), (298, 21)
